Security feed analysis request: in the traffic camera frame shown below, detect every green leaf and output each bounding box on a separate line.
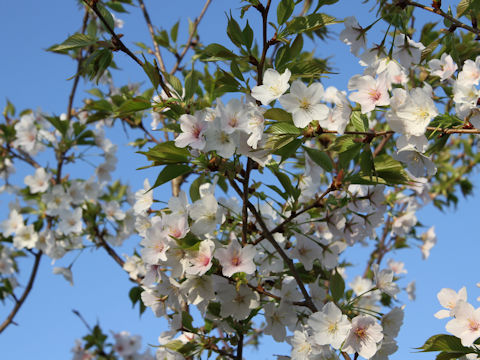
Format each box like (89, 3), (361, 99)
(227, 15), (245, 47)
(288, 34), (303, 60)
(277, 0), (295, 25)
(268, 122), (301, 135)
(200, 43), (236, 61)
(170, 21), (180, 42)
(189, 175), (205, 202)
(303, 146), (333, 172)
(329, 269), (345, 302)
(268, 165), (296, 198)
(139, 141), (190, 165)
(184, 70), (198, 101)
(182, 311), (195, 332)
(164, 73), (183, 96)
(142, 57), (160, 89)
(48, 33), (97, 52)
(230, 60), (245, 81)
(373, 154), (409, 184)
(457, 0), (473, 17)
(96, 3), (115, 31)
(151, 164), (192, 189)
(350, 111), (369, 132)
(264, 108), (293, 122)
(275, 138), (302, 162)
(115, 97), (151, 117)
(243, 21), (254, 49)
(106, 2), (128, 12)
(417, 334), (472, 354)
(283, 13), (339, 36)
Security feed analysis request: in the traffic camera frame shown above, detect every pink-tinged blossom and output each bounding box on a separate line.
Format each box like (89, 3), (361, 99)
(387, 259), (407, 275)
(185, 239), (214, 276)
(289, 330), (313, 360)
(43, 184), (72, 217)
(204, 117), (237, 158)
(373, 264), (400, 298)
(112, 331), (142, 357)
(458, 57), (480, 85)
(58, 208), (83, 235)
(53, 266), (74, 286)
(251, 68), (291, 105)
(215, 240), (256, 277)
(189, 194), (224, 235)
(343, 315), (384, 359)
(141, 221), (171, 264)
(392, 210), (417, 237)
(24, 167), (51, 193)
(13, 224), (38, 250)
(279, 80), (329, 128)
(446, 301), (480, 346)
(263, 302), (297, 342)
(308, 302), (351, 349)
(0, 209), (24, 237)
(435, 287), (468, 319)
(102, 201), (125, 221)
(429, 53), (458, 81)
(216, 98), (250, 134)
(219, 284), (259, 321)
(348, 74), (390, 114)
(407, 280), (416, 301)
(382, 307), (404, 338)
(12, 113), (44, 155)
(394, 147), (437, 177)
(134, 178), (153, 215)
(420, 226), (436, 260)
(340, 16), (367, 56)
(175, 111), (209, 150)
(290, 233), (323, 271)
(392, 34), (425, 68)
(319, 87), (351, 135)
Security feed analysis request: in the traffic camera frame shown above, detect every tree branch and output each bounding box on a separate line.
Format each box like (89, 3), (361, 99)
(67, 8), (90, 122)
(404, 0), (480, 35)
(0, 251), (42, 334)
(137, 0), (167, 73)
(170, 0), (212, 74)
(82, 0), (173, 98)
(228, 178), (318, 313)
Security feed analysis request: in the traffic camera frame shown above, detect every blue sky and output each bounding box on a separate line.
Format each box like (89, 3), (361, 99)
(1, 0), (479, 359)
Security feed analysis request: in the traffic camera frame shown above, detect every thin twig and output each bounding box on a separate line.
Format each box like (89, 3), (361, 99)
(405, 0), (480, 35)
(0, 251), (42, 334)
(252, 185), (335, 245)
(67, 8), (90, 122)
(137, 0), (166, 72)
(170, 0), (212, 74)
(82, 0), (172, 97)
(229, 178), (318, 313)
(241, 159), (253, 245)
(373, 132), (393, 158)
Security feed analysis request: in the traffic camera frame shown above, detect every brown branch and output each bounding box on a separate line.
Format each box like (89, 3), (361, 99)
(67, 8), (90, 122)
(228, 178), (318, 313)
(0, 146), (41, 169)
(241, 159), (253, 245)
(255, 0), (273, 85)
(170, 0), (212, 74)
(252, 185), (335, 245)
(373, 132), (393, 158)
(137, 0), (167, 72)
(82, 0), (172, 98)
(0, 251), (42, 334)
(405, 0), (480, 35)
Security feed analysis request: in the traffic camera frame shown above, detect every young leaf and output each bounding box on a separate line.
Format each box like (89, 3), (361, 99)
(303, 146), (333, 172)
(151, 164), (192, 189)
(48, 33), (97, 52)
(277, 0), (295, 25)
(329, 270), (345, 302)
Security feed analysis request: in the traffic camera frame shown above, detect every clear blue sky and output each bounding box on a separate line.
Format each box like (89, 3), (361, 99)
(1, 1), (478, 359)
